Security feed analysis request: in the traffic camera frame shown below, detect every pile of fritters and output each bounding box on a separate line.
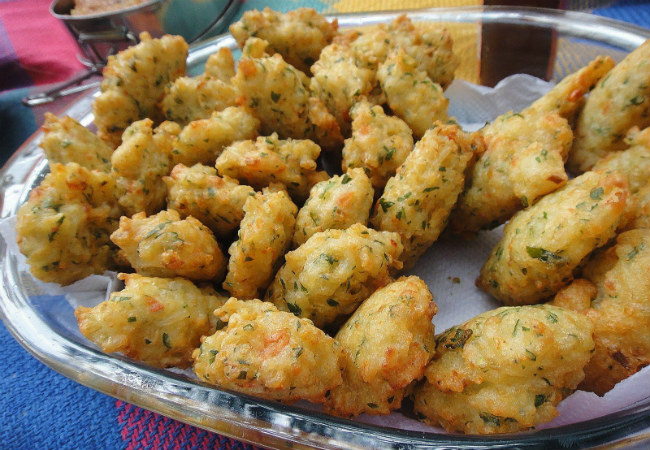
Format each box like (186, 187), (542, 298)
(15, 7), (650, 435)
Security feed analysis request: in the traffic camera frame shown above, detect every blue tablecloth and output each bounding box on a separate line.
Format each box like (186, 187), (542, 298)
(0, 1), (648, 449)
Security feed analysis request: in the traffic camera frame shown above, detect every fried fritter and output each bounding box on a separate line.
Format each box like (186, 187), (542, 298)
(341, 100), (413, 190)
(478, 170), (629, 305)
(386, 15), (458, 90)
(171, 106), (260, 167)
(450, 111), (572, 233)
(293, 169), (374, 247)
(215, 133), (328, 202)
(623, 183), (650, 230)
(164, 163), (255, 238)
(93, 32), (187, 147)
(371, 123), (481, 268)
(193, 298), (345, 403)
(224, 189), (297, 300)
(41, 113), (112, 171)
(324, 276), (437, 417)
(161, 76), (238, 126)
(569, 40), (650, 173)
(111, 209), (226, 281)
(552, 228), (650, 396)
(450, 56), (614, 234)
(593, 126), (650, 231)
(310, 16), (457, 135)
(377, 48), (449, 138)
(230, 7), (337, 74)
(233, 38), (342, 150)
(310, 33), (386, 135)
(161, 48), (238, 125)
(76, 273), (226, 368)
(524, 55), (615, 123)
(16, 163), (122, 285)
(111, 119), (179, 216)
(265, 223), (403, 329)
(413, 305), (594, 434)
(204, 47), (236, 82)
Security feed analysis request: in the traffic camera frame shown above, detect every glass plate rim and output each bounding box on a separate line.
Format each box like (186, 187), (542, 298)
(1, 6), (649, 450)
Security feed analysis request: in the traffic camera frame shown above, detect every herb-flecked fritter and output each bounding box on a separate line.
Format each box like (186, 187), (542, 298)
(341, 100), (414, 190)
(171, 106), (260, 167)
(164, 163), (255, 238)
(324, 276), (437, 417)
(552, 228), (650, 396)
(293, 168), (374, 247)
(413, 305), (594, 434)
(265, 223), (403, 329)
(193, 298), (345, 403)
(41, 113), (113, 172)
(377, 48), (449, 139)
(450, 56), (614, 234)
(593, 126), (650, 231)
(569, 40), (650, 173)
(215, 133), (328, 202)
(16, 163), (122, 285)
(224, 189), (297, 300)
(111, 209), (226, 281)
(111, 119), (179, 216)
(93, 32), (187, 148)
(450, 111), (572, 233)
(233, 38), (342, 150)
(161, 48), (238, 125)
(76, 273), (226, 368)
(478, 170), (629, 305)
(230, 7), (338, 74)
(371, 123), (481, 268)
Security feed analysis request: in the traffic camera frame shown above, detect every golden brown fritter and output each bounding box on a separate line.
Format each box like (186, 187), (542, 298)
(309, 37), (383, 136)
(413, 305), (594, 434)
(552, 228), (650, 396)
(324, 276), (437, 417)
(450, 111), (572, 233)
(478, 170), (629, 305)
(215, 133), (328, 202)
(310, 16), (457, 136)
(232, 38), (342, 150)
(377, 48), (449, 138)
(41, 113), (112, 171)
(371, 123), (481, 268)
(16, 163), (122, 285)
(76, 273), (226, 368)
(161, 76), (238, 126)
(111, 119), (179, 216)
(265, 223), (403, 329)
(164, 163), (255, 238)
(171, 106), (260, 167)
(524, 55), (615, 124)
(111, 209), (226, 281)
(570, 40), (650, 173)
(230, 7), (338, 73)
(223, 189), (297, 300)
(193, 298), (345, 403)
(341, 100), (413, 190)
(593, 126), (650, 231)
(293, 168), (374, 247)
(93, 32), (188, 148)
(450, 56), (614, 234)
(386, 15), (458, 90)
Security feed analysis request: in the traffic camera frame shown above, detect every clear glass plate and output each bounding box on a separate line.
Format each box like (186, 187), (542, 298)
(1, 6), (649, 450)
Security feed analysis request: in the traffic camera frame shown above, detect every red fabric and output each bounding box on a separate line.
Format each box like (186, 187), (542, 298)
(0, 0), (83, 86)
